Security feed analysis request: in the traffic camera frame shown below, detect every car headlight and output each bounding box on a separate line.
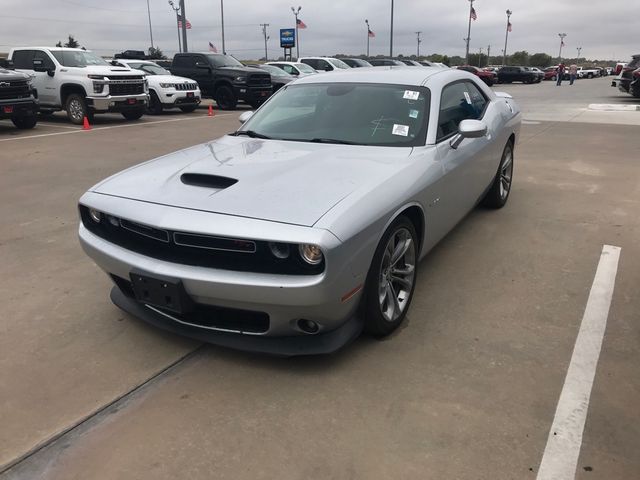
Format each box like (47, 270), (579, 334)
(159, 82), (175, 89)
(299, 244), (323, 265)
(88, 208), (102, 223)
(233, 76), (247, 83)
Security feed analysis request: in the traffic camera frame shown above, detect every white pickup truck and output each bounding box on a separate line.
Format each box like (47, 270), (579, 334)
(576, 66), (601, 79)
(9, 47), (149, 124)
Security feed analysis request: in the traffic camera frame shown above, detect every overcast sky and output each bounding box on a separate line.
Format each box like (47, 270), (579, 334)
(1, 0), (636, 61)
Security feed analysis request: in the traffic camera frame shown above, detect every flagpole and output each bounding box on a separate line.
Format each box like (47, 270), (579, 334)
(146, 0), (154, 49)
(168, 1), (182, 53)
(390, 0), (394, 57)
(179, 0), (188, 52)
(291, 6), (301, 60)
(503, 9), (512, 66)
(220, 0), (226, 55)
(465, 0), (474, 65)
(558, 33), (567, 62)
(365, 19), (370, 57)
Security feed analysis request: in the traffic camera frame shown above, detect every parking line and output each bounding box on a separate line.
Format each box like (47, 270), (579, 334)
(0, 114), (232, 143)
(536, 245), (621, 480)
(36, 122), (81, 130)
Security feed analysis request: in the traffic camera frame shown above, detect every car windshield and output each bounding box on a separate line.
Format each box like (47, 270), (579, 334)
(52, 50), (109, 67)
(131, 63), (170, 75)
(295, 63), (316, 74)
(237, 83), (429, 147)
(328, 58), (350, 69)
(207, 54), (244, 67)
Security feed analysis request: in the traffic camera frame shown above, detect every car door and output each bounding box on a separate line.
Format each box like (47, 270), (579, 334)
(183, 55), (212, 96)
(435, 80), (495, 228)
(31, 50), (58, 106)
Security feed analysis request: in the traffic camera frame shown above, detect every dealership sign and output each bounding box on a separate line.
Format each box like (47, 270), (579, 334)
(280, 28), (295, 48)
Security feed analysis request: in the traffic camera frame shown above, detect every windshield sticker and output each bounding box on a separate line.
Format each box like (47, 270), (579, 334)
(409, 109), (419, 119)
(392, 124), (409, 137)
(403, 90), (420, 100)
(463, 91), (472, 104)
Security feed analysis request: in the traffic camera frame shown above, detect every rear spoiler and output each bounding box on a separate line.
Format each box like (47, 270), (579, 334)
(494, 91), (513, 99)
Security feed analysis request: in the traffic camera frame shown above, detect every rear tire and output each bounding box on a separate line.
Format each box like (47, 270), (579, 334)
(121, 109), (144, 121)
(65, 93), (91, 125)
(215, 86), (237, 110)
(11, 115), (37, 129)
(482, 141), (514, 209)
(363, 216), (418, 337)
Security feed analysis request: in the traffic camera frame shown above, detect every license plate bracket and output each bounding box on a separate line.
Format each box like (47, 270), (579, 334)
(3, 106), (14, 114)
(129, 270), (193, 314)
(127, 98), (137, 105)
(186, 92), (194, 98)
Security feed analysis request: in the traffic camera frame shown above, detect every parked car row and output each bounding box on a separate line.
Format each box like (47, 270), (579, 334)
(612, 54), (640, 98)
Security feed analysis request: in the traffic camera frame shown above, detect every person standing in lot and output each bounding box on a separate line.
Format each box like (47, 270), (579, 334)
(569, 64), (578, 85)
(556, 63), (566, 86)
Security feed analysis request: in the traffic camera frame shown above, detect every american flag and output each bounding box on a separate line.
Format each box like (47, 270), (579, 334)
(178, 19), (192, 29)
(368, 28), (375, 38)
(470, 7), (477, 21)
(208, 42), (218, 53)
(507, 22), (512, 32)
(296, 18), (307, 29)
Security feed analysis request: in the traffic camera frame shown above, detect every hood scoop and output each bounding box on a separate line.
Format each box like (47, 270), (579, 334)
(181, 173), (238, 190)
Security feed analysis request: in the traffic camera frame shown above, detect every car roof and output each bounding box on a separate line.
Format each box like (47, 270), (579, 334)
(12, 46), (91, 52)
(290, 66), (453, 87)
(267, 61), (304, 66)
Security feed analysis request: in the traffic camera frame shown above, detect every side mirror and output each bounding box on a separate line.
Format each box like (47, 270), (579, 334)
(238, 111), (254, 124)
(450, 119), (487, 149)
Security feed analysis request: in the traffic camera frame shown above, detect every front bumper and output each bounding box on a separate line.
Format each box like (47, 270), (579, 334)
(87, 93), (149, 112)
(160, 90), (202, 108)
(233, 85), (272, 104)
(0, 97), (39, 119)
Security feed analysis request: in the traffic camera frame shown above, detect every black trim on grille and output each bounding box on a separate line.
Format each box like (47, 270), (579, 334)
(80, 205), (324, 275)
(111, 274), (270, 333)
(0, 81), (31, 101)
(109, 83), (145, 95)
(175, 83), (198, 91)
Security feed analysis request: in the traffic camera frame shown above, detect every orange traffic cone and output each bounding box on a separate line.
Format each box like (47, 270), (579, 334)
(82, 116), (91, 130)
(208, 104), (214, 117)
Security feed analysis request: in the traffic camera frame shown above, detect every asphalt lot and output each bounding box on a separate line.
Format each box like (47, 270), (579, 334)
(1, 76), (638, 479)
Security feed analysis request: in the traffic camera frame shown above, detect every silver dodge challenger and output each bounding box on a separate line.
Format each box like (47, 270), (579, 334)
(79, 67), (521, 355)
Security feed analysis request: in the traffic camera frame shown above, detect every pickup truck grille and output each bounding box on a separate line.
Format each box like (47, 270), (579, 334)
(247, 73), (271, 86)
(108, 82), (145, 96)
(175, 83), (198, 91)
(106, 75), (144, 81)
(0, 80), (31, 100)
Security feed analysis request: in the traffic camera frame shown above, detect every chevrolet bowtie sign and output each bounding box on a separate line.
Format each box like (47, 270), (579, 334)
(280, 28), (295, 49)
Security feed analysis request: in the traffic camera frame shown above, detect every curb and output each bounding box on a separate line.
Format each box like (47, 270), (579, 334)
(588, 104), (640, 112)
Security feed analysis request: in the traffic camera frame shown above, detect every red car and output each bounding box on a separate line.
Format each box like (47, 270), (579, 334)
(544, 66), (559, 81)
(456, 65), (495, 86)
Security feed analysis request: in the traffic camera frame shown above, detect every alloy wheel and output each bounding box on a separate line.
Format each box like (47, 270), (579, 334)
(378, 228), (416, 322)
(499, 147), (514, 200)
(68, 99), (84, 122)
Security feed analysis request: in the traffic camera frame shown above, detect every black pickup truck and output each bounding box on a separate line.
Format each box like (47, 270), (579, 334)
(497, 66), (540, 84)
(0, 66), (39, 129)
(170, 53), (272, 110)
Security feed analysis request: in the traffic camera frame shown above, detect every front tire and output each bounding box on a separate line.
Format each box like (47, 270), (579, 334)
(121, 109), (144, 121)
(65, 93), (91, 125)
(11, 115), (37, 129)
(482, 141), (514, 209)
(363, 217), (418, 337)
(147, 91), (163, 115)
(215, 86), (237, 110)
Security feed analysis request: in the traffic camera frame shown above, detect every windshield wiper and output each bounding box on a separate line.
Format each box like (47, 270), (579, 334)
(229, 130), (272, 139)
(308, 138), (357, 145)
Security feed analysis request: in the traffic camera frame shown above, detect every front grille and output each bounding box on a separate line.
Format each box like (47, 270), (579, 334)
(247, 73), (271, 86)
(0, 80), (30, 100)
(111, 274), (270, 333)
(106, 75), (145, 81)
(108, 82), (144, 96)
(80, 206), (324, 275)
(175, 83), (198, 91)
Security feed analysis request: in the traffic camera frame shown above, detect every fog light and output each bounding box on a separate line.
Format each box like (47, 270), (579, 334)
(297, 319), (319, 334)
(89, 208), (101, 223)
(299, 244), (323, 265)
(269, 242), (290, 259)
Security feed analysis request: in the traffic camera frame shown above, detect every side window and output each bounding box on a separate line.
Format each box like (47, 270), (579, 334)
(437, 81), (486, 142)
(316, 60), (330, 71)
(12, 50), (34, 69)
(174, 55), (196, 68)
(464, 82), (488, 118)
(33, 50), (55, 70)
(302, 59), (317, 69)
(282, 65), (294, 74)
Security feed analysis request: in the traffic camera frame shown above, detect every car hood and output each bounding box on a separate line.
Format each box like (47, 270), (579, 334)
(92, 136), (413, 227)
(83, 66), (142, 76)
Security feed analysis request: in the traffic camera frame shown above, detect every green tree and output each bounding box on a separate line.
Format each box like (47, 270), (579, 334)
(147, 47), (166, 60)
(529, 53), (553, 68)
(509, 50), (529, 66)
(57, 35), (80, 48)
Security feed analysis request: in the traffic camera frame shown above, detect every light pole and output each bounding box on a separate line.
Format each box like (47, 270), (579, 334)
(146, 0), (154, 49)
(503, 9), (512, 66)
(291, 6), (302, 59)
(487, 44), (491, 65)
(465, 0), (475, 65)
(168, 0), (182, 53)
(390, 0), (394, 57)
(179, 0), (188, 52)
(220, 0), (226, 54)
(365, 19), (371, 57)
(260, 23), (270, 61)
(415, 31), (422, 57)
(478, 47), (483, 67)
(576, 46), (582, 60)
(558, 33), (567, 62)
